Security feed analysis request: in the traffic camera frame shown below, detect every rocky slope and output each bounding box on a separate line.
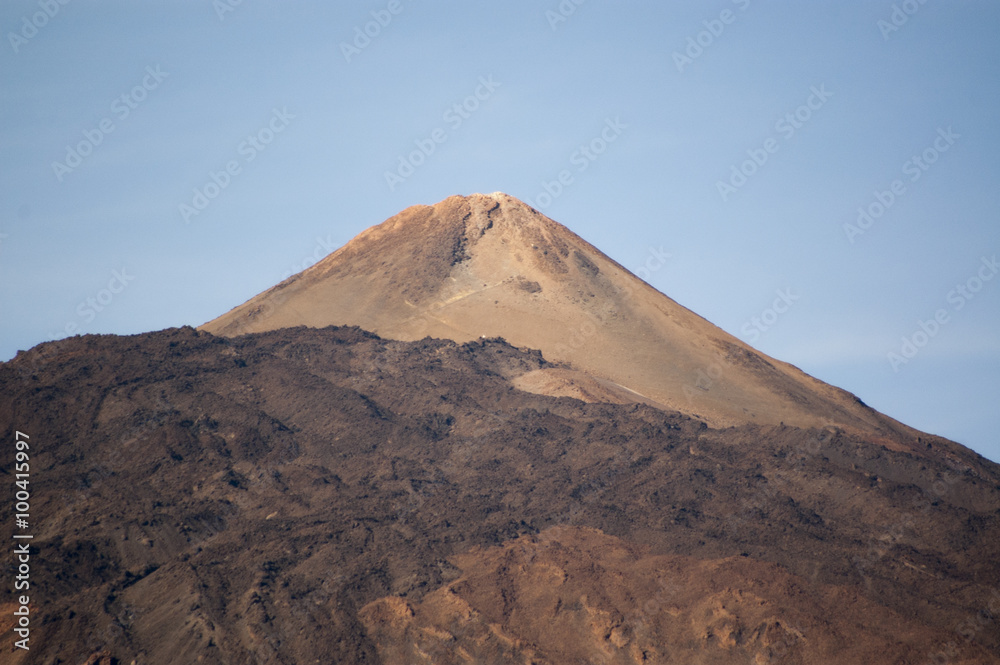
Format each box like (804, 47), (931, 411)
(2, 327), (998, 664)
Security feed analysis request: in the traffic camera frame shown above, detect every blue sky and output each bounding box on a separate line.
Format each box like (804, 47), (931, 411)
(1, 1), (998, 462)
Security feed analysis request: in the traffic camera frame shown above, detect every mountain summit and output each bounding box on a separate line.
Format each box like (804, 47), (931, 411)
(204, 193), (920, 443)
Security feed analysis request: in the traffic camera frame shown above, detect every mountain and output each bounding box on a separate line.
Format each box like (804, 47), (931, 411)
(202, 193), (927, 444)
(2, 195), (999, 664)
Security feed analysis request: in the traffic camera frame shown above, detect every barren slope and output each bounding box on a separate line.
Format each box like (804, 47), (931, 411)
(202, 193), (923, 443)
(2, 328), (998, 664)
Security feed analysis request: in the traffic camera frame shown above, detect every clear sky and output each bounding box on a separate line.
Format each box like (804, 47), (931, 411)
(1, 1), (998, 462)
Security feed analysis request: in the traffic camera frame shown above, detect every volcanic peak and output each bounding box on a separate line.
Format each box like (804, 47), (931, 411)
(200, 193), (942, 450)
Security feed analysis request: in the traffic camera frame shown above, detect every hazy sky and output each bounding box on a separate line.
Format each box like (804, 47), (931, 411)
(2, 1), (998, 462)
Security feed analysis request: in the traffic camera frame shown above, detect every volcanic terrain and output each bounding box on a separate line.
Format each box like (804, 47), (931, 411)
(2, 194), (998, 664)
(203, 193), (929, 441)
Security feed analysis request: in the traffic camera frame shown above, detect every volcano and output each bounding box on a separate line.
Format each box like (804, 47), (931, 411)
(203, 193), (920, 441)
(2, 194), (999, 664)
